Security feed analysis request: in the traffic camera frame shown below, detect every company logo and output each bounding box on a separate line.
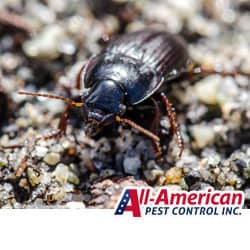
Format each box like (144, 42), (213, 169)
(114, 188), (244, 217)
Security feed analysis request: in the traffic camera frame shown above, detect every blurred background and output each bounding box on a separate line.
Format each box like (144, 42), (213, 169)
(0, 0), (250, 208)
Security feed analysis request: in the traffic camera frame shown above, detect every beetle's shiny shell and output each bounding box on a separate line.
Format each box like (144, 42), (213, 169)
(107, 30), (189, 77)
(84, 30), (189, 105)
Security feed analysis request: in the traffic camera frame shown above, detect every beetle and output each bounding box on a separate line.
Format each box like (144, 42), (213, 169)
(18, 29), (250, 159)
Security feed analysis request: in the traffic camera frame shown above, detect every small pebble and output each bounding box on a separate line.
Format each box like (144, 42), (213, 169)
(123, 156), (141, 175)
(45, 186), (66, 203)
(195, 75), (221, 105)
(190, 124), (215, 148)
(68, 171), (80, 185)
(58, 38), (77, 55)
(53, 164), (69, 184)
(35, 146), (48, 158)
(23, 25), (66, 59)
(43, 152), (61, 166)
(165, 167), (183, 184)
(27, 168), (41, 187)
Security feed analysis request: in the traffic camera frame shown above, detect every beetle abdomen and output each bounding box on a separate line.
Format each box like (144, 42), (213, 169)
(106, 30), (189, 79)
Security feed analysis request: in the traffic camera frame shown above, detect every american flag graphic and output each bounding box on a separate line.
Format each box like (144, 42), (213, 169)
(114, 188), (143, 217)
(115, 190), (131, 215)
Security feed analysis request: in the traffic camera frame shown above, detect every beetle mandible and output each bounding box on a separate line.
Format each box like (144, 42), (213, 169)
(18, 30), (249, 159)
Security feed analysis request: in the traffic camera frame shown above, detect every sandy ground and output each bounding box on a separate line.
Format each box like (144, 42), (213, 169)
(0, 0), (249, 208)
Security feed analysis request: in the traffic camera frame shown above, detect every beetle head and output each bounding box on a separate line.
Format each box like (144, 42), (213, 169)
(82, 79), (126, 136)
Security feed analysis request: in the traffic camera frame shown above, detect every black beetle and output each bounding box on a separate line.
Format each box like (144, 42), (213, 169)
(18, 30), (248, 159)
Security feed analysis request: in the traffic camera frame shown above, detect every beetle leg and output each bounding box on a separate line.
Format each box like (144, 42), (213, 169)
(17, 91), (84, 140)
(150, 97), (160, 135)
(75, 55), (97, 89)
(2, 106), (70, 177)
(15, 155), (28, 178)
(42, 104), (70, 140)
(116, 116), (160, 142)
(152, 141), (163, 160)
(75, 64), (86, 90)
(115, 116), (162, 159)
(160, 93), (184, 157)
(0, 144), (23, 151)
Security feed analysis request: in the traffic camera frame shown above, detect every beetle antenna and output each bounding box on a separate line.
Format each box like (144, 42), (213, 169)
(193, 65), (250, 78)
(18, 91), (84, 108)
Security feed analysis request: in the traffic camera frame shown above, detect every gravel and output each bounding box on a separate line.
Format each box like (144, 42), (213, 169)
(0, 0), (249, 209)
(123, 155), (141, 175)
(43, 152), (61, 166)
